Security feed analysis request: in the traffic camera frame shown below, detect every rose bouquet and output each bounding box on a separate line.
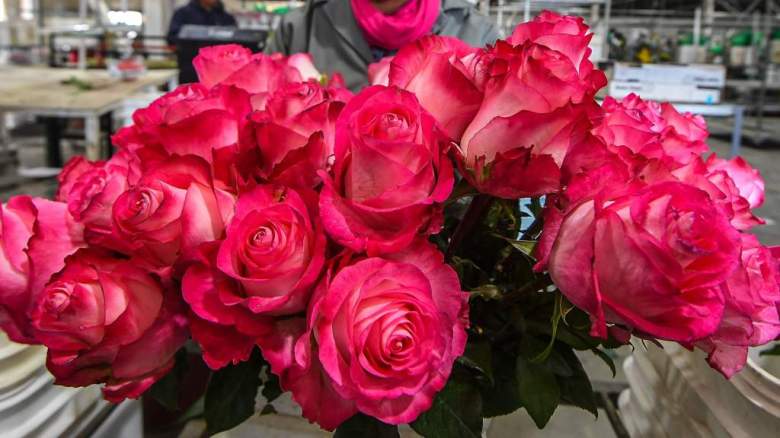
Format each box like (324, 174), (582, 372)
(2, 11), (779, 436)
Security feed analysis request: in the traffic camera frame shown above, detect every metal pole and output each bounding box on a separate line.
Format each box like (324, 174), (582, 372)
(756, 0), (772, 132)
(524, 0), (531, 22)
(497, 0), (504, 36)
(730, 105), (744, 157)
(78, 0), (87, 70)
(693, 7), (702, 52)
(603, 0), (612, 60)
(703, 0), (715, 38)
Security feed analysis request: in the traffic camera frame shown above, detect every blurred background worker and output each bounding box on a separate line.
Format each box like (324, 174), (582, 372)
(266, 0), (499, 91)
(167, 0), (238, 46)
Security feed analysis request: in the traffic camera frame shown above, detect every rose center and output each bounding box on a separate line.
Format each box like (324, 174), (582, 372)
(380, 112), (407, 131)
(132, 190), (153, 215)
(387, 333), (413, 356)
(44, 288), (72, 315)
(670, 209), (715, 255)
(251, 226), (275, 248)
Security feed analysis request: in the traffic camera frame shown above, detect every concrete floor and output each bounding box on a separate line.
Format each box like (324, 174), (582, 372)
(1, 117), (779, 437)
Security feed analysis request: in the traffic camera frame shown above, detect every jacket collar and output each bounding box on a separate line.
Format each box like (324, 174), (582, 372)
(322, 0), (373, 63)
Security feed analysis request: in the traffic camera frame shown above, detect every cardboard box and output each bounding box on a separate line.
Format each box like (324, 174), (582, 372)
(609, 63), (726, 104)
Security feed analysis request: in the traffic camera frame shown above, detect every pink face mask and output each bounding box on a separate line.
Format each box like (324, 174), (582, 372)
(350, 0), (441, 51)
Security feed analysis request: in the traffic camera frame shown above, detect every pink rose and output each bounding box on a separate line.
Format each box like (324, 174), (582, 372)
(388, 36), (482, 140)
(57, 156), (96, 201)
(695, 234), (780, 378)
(112, 156), (234, 266)
(593, 94), (709, 165)
(286, 53), (322, 82)
(130, 83), (251, 165)
(193, 45), (320, 94)
(218, 53), (304, 95)
(545, 180), (740, 342)
(319, 86), (454, 255)
(182, 185), (325, 369)
(455, 36), (605, 198)
(31, 250), (187, 402)
(638, 157), (764, 230)
(509, 10), (598, 79)
(706, 155), (765, 209)
(259, 240), (468, 429)
(660, 102), (709, 162)
(368, 56), (393, 86)
(192, 44), (253, 89)
(0, 196), (84, 343)
(248, 81), (349, 188)
(56, 150), (141, 252)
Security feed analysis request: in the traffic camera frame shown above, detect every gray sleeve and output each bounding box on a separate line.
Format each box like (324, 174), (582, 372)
(481, 21), (501, 46)
(265, 8), (310, 55)
(468, 11), (501, 46)
(457, 7), (501, 48)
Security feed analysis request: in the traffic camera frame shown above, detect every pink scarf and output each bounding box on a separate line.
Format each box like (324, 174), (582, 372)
(350, 0), (441, 51)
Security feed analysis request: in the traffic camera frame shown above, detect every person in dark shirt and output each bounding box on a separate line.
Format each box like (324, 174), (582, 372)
(167, 0), (238, 45)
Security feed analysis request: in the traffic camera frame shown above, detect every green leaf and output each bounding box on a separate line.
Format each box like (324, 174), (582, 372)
(460, 339), (494, 383)
(516, 356), (560, 428)
(480, 350), (523, 418)
(760, 343), (780, 356)
(261, 371), (283, 403)
(492, 234), (537, 258)
(531, 292), (564, 363)
(556, 346), (598, 417)
(591, 348), (617, 378)
(507, 240), (537, 257)
(147, 350), (187, 411)
(545, 348), (574, 378)
(204, 349), (262, 435)
(334, 413), (399, 438)
(411, 369), (483, 438)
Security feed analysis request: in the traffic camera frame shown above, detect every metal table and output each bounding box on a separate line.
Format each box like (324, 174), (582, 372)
(0, 67), (177, 165)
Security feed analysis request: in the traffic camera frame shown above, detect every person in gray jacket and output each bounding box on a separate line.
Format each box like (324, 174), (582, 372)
(266, 0), (499, 91)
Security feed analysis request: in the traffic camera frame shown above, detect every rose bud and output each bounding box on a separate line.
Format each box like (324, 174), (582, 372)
(31, 250), (187, 402)
(0, 196), (84, 344)
(319, 85), (454, 255)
